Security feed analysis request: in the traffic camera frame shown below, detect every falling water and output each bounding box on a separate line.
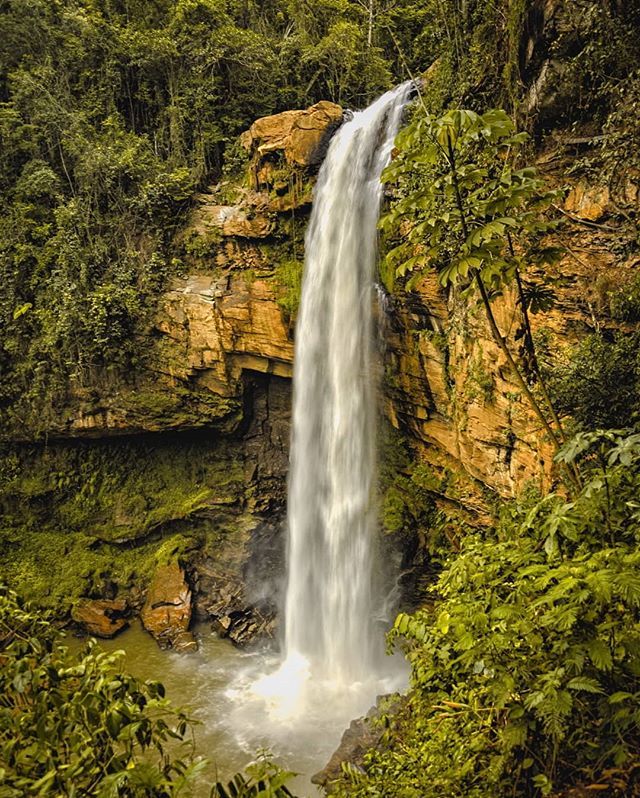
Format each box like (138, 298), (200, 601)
(283, 82), (413, 688)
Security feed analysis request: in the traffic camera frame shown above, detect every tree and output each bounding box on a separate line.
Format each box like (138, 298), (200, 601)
(380, 107), (579, 486)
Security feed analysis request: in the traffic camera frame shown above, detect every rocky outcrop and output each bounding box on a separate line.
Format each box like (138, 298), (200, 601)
(141, 563), (196, 652)
(42, 273), (294, 441)
(312, 714), (380, 792)
(240, 100), (343, 169)
(312, 695), (406, 792)
(156, 274), (294, 395)
(192, 201), (275, 239)
(71, 598), (129, 638)
(383, 144), (639, 503)
(192, 517), (285, 646)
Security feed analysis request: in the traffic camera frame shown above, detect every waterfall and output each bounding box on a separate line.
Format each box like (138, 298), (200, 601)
(283, 83), (413, 686)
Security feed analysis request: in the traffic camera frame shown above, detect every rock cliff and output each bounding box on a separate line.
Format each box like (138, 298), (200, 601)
(4, 83), (638, 643)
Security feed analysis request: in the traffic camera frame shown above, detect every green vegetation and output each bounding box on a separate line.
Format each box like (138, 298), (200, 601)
(548, 332), (640, 431)
(381, 108), (571, 473)
(0, 588), (296, 797)
(409, 1), (640, 130)
(0, 0), (429, 432)
(211, 757), (295, 798)
(273, 258), (303, 320)
(0, 436), (245, 610)
(331, 430), (640, 797)
(396, 0), (528, 114)
(0, 587), (200, 795)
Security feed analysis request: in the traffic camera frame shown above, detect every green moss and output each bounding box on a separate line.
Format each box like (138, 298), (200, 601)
(382, 486), (408, 533)
(119, 386), (242, 431)
(608, 271), (640, 323)
(121, 387), (184, 418)
(465, 352), (495, 404)
(0, 435), (248, 611)
(183, 227), (223, 261)
(153, 533), (199, 566)
(379, 423), (437, 540)
(273, 259), (303, 319)
(419, 328), (454, 398)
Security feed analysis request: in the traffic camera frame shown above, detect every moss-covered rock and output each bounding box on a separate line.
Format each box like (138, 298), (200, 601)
(0, 374), (291, 629)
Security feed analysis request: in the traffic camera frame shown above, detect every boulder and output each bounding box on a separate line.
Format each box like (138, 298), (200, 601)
(210, 604), (277, 646)
(141, 563), (197, 652)
(71, 598), (129, 638)
(204, 580), (277, 646)
(240, 100), (343, 167)
(565, 181), (611, 222)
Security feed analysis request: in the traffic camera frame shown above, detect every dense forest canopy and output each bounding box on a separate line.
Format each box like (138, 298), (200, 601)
(10, 0), (632, 433)
(0, 0), (436, 434)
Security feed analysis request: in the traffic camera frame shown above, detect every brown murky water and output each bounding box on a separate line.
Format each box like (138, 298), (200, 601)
(74, 622), (352, 797)
(70, 618), (407, 797)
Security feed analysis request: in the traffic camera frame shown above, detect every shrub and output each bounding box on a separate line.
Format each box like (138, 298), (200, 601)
(549, 332), (640, 430)
(331, 430), (640, 797)
(0, 587), (202, 796)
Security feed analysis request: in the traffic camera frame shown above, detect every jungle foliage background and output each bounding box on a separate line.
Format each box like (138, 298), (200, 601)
(0, 0), (432, 432)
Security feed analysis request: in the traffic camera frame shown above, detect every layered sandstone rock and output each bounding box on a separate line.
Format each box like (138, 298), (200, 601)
(384, 160), (639, 501)
(141, 563), (196, 652)
(71, 598), (129, 638)
(47, 273), (294, 439)
(240, 100), (343, 168)
(156, 274), (294, 393)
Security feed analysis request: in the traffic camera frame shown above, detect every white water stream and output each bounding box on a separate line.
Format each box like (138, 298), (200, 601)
(249, 83), (412, 722)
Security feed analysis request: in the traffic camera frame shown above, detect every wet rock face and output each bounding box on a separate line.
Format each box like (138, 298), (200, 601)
(141, 563), (197, 652)
(71, 598), (129, 638)
(312, 695), (406, 792)
(192, 517), (285, 648)
(312, 715), (380, 791)
(185, 377), (289, 648)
